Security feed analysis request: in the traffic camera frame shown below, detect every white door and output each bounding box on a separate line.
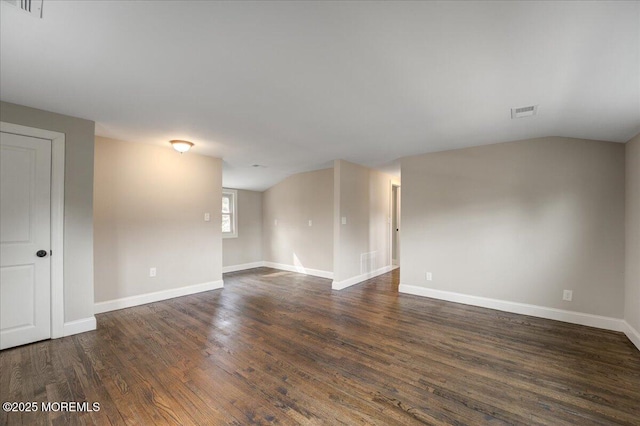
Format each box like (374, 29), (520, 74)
(392, 185), (401, 266)
(0, 132), (52, 350)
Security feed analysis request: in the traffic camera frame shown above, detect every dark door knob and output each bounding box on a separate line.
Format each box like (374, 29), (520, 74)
(36, 250), (47, 258)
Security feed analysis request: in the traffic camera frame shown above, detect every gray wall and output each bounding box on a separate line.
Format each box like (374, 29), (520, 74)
(626, 133), (640, 332)
(333, 160), (397, 282)
(223, 189), (263, 267)
(94, 137), (222, 303)
(401, 137), (625, 318)
(0, 101), (95, 323)
(263, 168), (333, 273)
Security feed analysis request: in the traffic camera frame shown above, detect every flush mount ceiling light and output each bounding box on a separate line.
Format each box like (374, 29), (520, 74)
(170, 140), (194, 153)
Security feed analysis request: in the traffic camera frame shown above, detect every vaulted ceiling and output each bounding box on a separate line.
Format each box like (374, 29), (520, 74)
(1, 1), (638, 190)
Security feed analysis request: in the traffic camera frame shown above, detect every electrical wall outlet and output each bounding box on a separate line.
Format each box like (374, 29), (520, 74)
(150, 267), (157, 278)
(204, 212), (211, 222)
(426, 272), (432, 281)
(563, 290), (573, 301)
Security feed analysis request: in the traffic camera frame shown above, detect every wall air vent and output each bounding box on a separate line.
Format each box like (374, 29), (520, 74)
(511, 105), (538, 119)
(360, 251), (377, 275)
(1, 0), (43, 18)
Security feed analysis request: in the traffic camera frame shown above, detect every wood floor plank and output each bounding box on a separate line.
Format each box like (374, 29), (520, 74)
(1, 267), (639, 425)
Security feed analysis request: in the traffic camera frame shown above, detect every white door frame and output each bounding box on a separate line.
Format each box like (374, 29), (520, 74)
(1, 122), (65, 339)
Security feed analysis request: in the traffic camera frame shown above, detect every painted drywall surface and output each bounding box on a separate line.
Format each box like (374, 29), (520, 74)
(333, 160), (396, 282)
(626, 133), (640, 332)
(93, 137), (222, 303)
(0, 101), (95, 323)
(262, 168), (333, 273)
(401, 137), (625, 318)
(223, 189), (263, 267)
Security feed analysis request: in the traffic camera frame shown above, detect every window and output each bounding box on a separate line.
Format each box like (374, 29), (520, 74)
(222, 189), (238, 238)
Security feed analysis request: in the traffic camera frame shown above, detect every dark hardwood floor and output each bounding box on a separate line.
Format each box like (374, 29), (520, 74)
(1, 268), (639, 425)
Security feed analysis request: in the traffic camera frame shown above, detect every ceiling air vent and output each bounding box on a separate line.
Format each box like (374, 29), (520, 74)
(511, 105), (538, 119)
(1, 0), (43, 18)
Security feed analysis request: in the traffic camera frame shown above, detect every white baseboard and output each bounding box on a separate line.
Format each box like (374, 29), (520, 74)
(223, 261), (266, 273)
(62, 316), (97, 337)
(332, 265), (397, 290)
(94, 280), (224, 314)
(622, 321), (640, 351)
(263, 261), (333, 279)
(398, 284), (627, 333)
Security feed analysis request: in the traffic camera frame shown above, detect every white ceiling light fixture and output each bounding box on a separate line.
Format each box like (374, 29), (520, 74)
(511, 105), (538, 119)
(170, 140), (194, 153)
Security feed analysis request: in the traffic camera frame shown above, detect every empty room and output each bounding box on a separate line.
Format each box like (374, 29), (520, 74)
(1, 1), (639, 425)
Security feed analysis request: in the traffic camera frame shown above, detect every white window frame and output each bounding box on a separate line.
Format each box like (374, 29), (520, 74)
(222, 188), (238, 238)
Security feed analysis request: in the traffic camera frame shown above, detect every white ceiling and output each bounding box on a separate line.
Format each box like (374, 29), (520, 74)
(1, 1), (639, 191)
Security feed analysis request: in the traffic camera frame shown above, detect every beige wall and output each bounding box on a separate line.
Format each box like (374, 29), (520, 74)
(625, 133), (640, 332)
(94, 137), (222, 303)
(1, 101), (95, 323)
(333, 160), (397, 282)
(401, 137), (625, 318)
(223, 189), (263, 267)
(262, 168), (333, 273)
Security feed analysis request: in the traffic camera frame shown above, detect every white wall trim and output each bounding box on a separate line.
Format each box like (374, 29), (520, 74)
(1, 122), (66, 339)
(263, 261), (333, 279)
(398, 284), (627, 333)
(622, 321), (640, 351)
(94, 280), (224, 314)
(63, 317), (96, 337)
(332, 265), (397, 290)
(223, 261), (266, 273)
(224, 260), (334, 279)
